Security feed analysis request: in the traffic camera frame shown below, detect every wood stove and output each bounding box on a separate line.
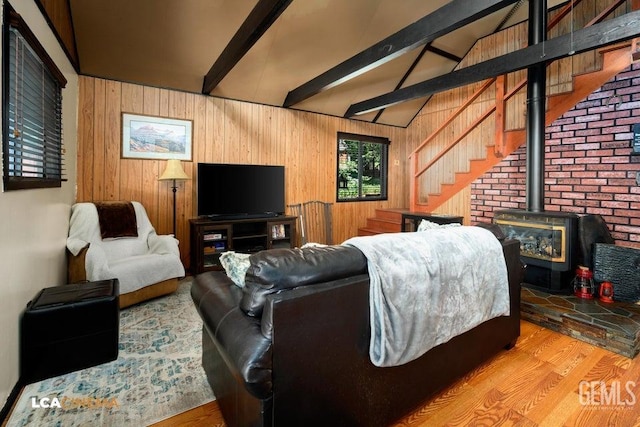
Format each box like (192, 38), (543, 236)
(494, 210), (578, 293)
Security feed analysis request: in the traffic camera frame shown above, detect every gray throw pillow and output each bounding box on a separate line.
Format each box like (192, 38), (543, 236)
(219, 251), (251, 288)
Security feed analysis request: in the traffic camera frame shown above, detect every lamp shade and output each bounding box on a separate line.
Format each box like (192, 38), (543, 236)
(159, 159), (189, 181)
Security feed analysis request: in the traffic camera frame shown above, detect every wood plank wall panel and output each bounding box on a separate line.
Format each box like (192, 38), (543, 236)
(77, 76), (408, 269)
(37, 0), (78, 65)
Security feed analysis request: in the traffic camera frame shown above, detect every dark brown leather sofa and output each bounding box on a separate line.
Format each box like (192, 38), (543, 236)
(191, 233), (523, 427)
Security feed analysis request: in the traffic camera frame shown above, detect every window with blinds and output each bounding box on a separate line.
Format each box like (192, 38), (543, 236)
(3, 5), (67, 190)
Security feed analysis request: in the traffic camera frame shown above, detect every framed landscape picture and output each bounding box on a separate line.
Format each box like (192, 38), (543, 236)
(122, 113), (192, 160)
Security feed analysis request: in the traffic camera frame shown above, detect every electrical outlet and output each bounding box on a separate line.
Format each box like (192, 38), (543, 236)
(393, 159), (400, 166)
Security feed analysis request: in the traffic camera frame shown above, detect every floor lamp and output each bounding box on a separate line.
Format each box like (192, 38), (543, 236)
(159, 159), (189, 236)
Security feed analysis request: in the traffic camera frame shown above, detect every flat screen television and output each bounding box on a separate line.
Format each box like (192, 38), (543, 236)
(197, 163), (285, 218)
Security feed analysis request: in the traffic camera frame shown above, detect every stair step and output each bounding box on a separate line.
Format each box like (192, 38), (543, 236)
(357, 227), (382, 236)
(366, 217), (402, 233)
(374, 208), (406, 222)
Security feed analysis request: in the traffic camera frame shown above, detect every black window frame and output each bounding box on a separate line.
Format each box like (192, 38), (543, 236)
(2, 3), (67, 191)
(336, 132), (389, 202)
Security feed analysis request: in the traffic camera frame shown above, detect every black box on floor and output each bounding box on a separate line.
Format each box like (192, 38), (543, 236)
(20, 279), (120, 384)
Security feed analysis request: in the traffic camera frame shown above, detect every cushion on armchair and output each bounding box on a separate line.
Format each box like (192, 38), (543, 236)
(67, 201), (185, 300)
(240, 245), (367, 317)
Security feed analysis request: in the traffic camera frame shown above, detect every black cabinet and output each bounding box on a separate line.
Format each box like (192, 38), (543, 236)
(190, 216), (297, 274)
(400, 212), (464, 232)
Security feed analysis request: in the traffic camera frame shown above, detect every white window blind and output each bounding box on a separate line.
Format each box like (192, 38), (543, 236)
(3, 8), (66, 190)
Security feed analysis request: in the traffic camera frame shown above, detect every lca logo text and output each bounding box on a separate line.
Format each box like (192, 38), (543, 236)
(31, 397), (61, 409)
(31, 396), (119, 409)
(579, 381), (637, 406)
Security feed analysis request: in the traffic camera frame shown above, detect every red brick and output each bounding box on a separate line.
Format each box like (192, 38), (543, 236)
(563, 206), (586, 214)
(601, 156), (630, 164)
(562, 192), (586, 199)
(613, 133), (633, 142)
(603, 125), (631, 134)
(585, 207), (613, 216)
(615, 193), (640, 202)
(586, 163), (613, 171)
(598, 171), (627, 178)
(573, 185), (599, 192)
(551, 158), (575, 165)
(610, 232), (628, 241)
(570, 172), (598, 179)
(573, 142), (601, 151)
(601, 201), (630, 209)
(588, 120), (615, 129)
(574, 200), (600, 208)
(613, 224), (640, 234)
(600, 186), (630, 193)
(576, 99), (601, 109)
(588, 90), (615, 100)
(585, 134), (614, 143)
(551, 131), (575, 139)
(605, 215), (630, 225)
(548, 171), (572, 178)
(585, 149), (614, 157)
(602, 140), (632, 149)
(580, 178), (608, 185)
(614, 163), (640, 171)
(549, 198), (574, 206)
(563, 109), (589, 118)
(576, 157), (606, 165)
(602, 110), (631, 120)
(574, 114), (601, 123)
(607, 178), (635, 186)
(587, 192), (614, 201)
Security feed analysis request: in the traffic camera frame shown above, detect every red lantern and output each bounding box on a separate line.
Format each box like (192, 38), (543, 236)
(599, 281), (614, 303)
(573, 266), (595, 299)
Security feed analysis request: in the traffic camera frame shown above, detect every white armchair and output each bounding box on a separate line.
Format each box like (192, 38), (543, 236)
(66, 201), (185, 308)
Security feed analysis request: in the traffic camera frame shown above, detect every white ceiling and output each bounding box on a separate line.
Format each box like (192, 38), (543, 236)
(68, 0), (566, 127)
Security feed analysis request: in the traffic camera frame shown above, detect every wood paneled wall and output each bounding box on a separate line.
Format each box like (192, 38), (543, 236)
(77, 77), (408, 268)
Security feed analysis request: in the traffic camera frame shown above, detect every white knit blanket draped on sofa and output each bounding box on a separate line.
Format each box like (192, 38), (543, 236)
(343, 226), (510, 367)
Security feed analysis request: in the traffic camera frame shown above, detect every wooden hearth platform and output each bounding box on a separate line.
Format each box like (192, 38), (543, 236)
(521, 287), (640, 358)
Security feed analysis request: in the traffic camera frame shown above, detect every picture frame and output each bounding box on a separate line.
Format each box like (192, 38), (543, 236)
(122, 113), (192, 160)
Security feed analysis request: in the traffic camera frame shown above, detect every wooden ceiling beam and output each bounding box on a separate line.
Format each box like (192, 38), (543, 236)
(202, 0), (292, 95)
(282, 0), (520, 108)
(345, 10), (640, 117)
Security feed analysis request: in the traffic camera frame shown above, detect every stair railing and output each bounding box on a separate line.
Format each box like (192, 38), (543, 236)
(409, 0), (629, 211)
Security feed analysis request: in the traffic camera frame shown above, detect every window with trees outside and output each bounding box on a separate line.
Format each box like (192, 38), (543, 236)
(2, 5), (67, 191)
(336, 132), (388, 202)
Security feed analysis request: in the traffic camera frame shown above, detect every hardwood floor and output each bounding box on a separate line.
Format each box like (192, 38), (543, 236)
(153, 320), (640, 426)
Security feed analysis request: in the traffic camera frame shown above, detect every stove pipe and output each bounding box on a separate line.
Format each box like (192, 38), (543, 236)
(525, 0), (547, 212)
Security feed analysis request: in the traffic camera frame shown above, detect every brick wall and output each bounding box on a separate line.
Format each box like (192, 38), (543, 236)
(471, 63), (640, 248)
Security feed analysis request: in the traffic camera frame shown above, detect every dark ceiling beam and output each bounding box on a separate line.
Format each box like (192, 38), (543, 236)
(372, 44), (432, 123)
(345, 10), (640, 117)
(202, 0), (292, 94)
(283, 0), (520, 108)
(426, 45), (462, 63)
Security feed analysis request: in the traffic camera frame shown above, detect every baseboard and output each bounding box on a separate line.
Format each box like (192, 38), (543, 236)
(0, 380), (23, 426)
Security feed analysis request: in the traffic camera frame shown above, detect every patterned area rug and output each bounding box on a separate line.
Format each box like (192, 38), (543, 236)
(7, 279), (215, 426)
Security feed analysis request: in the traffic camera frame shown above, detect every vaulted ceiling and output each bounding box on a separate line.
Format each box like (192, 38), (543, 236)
(43, 0), (571, 127)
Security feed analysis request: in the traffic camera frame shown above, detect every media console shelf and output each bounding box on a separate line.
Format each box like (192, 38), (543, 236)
(190, 216), (297, 274)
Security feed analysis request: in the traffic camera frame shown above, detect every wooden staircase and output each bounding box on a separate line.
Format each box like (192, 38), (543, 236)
(420, 44), (636, 213)
(358, 208), (404, 236)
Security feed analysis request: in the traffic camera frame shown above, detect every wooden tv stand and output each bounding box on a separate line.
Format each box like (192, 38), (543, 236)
(190, 216), (297, 274)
